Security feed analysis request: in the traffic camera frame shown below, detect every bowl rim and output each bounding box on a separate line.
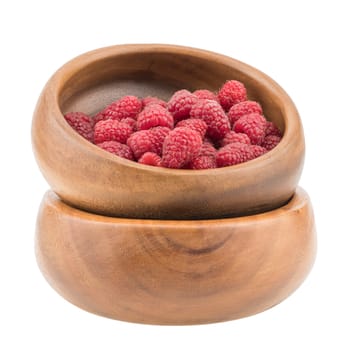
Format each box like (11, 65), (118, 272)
(43, 43), (302, 175)
(45, 187), (308, 225)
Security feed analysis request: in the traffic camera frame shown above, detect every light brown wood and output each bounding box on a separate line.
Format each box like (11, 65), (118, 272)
(32, 44), (305, 219)
(35, 187), (316, 325)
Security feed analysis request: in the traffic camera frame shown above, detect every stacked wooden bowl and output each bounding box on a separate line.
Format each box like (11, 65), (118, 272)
(32, 44), (316, 325)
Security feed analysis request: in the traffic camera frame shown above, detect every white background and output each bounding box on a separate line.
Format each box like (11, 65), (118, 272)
(1, 1), (349, 349)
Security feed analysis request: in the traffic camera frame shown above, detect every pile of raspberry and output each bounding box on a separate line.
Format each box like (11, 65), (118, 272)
(64, 80), (282, 169)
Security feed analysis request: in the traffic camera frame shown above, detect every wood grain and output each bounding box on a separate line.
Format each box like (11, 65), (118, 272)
(32, 44), (305, 219)
(35, 187), (316, 325)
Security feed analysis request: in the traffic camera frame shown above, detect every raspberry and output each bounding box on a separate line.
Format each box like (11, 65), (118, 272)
(138, 152), (162, 167)
(200, 141), (217, 157)
(149, 126), (171, 155)
(233, 113), (267, 145)
(127, 131), (153, 159)
(188, 142), (217, 169)
(218, 80), (247, 111)
(265, 121), (282, 137)
(190, 99), (230, 140)
(193, 89), (219, 102)
(142, 96), (167, 108)
(136, 104), (174, 130)
(96, 141), (134, 160)
(64, 112), (93, 142)
(216, 143), (244, 167)
(65, 84), (277, 170)
(221, 131), (251, 147)
(94, 119), (133, 144)
(189, 156), (217, 169)
(127, 127), (170, 159)
(92, 111), (106, 126)
(216, 142), (254, 167)
(162, 127), (202, 168)
(227, 101), (263, 125)
(176, 118), (207, 139)
(167, 89), (198, 122)
(237, 143), (255, 161)
(120, 117), (136, 131)
(250, 145), (267, 158)
(261, 135), (281, 150)
(99, 95), (142, 121)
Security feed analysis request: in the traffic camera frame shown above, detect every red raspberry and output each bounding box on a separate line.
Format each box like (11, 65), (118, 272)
(216, 142), (255, 167)
(127, 130), (153, 159)
(127, 127), (170, 159)
(250, 145), (268, 158)
(193, 89), (219, 102)
(189, 156), (217, 169)
(99, 95), (142, 121)
(142, 96), (167, 108)
(190, 99), (230, 140)
(233, 113), (267, 145)
(201, 141), (217, 156)
(227, 101), (263, 125)
(221, 131), (251, 147)
(92, 111), (106, 126)
(167, 89), (198, 122)
(138, 152), (162, 167)
(120, 117), (136, 131)
(262, 135), (281, 150)
(136, 104), (174, 130)
(217, 143), (244, 167)
(64, 112), (93, 142)
(162, 127), (202, 168)
(176, 118), (207, 139)
(94, 119), (133, 144)
(265, 121), (282, 137)
(96, 141), (134, 160)
(149, 126), (171, 156)
(236, 143), (255, 161)
(218, 80), (247, 111)
(188, 142), (217, 169)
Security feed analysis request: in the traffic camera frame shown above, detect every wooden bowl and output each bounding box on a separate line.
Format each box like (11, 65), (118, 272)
(32, 44), (305, 219)
(35, 187), (316, 325)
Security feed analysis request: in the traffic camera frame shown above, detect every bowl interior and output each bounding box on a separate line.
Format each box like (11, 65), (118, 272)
(59, 46), (285, 132)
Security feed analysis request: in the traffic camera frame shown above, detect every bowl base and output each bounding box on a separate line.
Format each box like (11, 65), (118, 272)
(35, 188), (316, 325)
